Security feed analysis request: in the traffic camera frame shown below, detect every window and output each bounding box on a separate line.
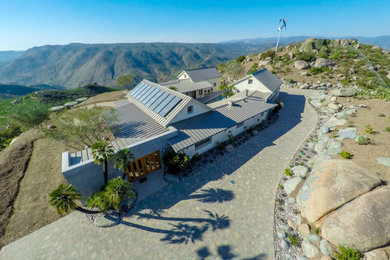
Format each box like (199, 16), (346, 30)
(195, 137), (211, 150)
(187, 105), (193, 114)
(248, 79), (253, 84)
(236, 122), (244, 128)
(214, 82), (217, 87)
(199, 89), (203, 95)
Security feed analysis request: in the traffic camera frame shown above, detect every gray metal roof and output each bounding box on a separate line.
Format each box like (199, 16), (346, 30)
(168, 92), (276, 151)
(252, 68), (282, 93)
(184, 68), (222, 82)
(231, 68), (282, 93)
(160, 79), (213, 93)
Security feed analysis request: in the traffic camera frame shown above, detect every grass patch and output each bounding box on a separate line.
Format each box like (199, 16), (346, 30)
(335, 245), (361, 260)
(288, 234), (300, 246)
(340, 151), (352, 159)
(284, 168), (293, 177)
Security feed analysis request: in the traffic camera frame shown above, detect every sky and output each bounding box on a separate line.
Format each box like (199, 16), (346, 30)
(0, 0), (389, 50)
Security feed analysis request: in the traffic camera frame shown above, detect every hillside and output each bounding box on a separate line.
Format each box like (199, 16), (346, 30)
(0, 51), (23, 63)
(219, 38), (390, 99)
(0, 42), (274, 89)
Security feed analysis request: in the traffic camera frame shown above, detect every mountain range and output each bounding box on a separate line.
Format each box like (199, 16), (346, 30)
(0, 35), (389, 90)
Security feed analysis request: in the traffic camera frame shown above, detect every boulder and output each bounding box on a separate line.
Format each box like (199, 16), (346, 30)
(337, 127), (357, 140)
(327, 102), (340, 111)
(325, 117), (346, 128)
(225, 144), (234, 152)
(320, 239), (332, 256)
(49, 105), (64, 112)
(294, 60), (311, 70)
(331, 88), (357, 97)
(297, 160), (382, 223)
(306, 234), (321, 243)
(64, 101), (78, 108)
(321, 125), (330, 134)
(300, 82), (311, 89)
(292, 165), (309, 178)
(314, 58), (335, 68)
(364, 249), (389, 260)
(277, 229), (287, 239)
(280, 239), (289, 250)
(284, 177), (302, 195)
(76, 97), (88, 103)
(298, 224), (311, 237)
(302, 239), (319, 258)
(322, 187), (390, 252)
(377, 157), (390, 167)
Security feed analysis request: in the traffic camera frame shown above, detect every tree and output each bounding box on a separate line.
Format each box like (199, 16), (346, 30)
(117, 74), (134, 89)
(87, 177), (135, 213)
(43, 107), (118, 150)
(92, 139), (115, 186)
(114, 148), (135, 180)
(49, 184), (97, 214)
(169, 86), (178, 91)
(162, 150), (190, 175)
(9, 101), (49, 129)
(218, 85), (235, 99)
(224, 61), (244, 81)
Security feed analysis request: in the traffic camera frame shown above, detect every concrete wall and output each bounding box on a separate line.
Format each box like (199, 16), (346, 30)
(62, 128), (178, 200)
(233, 76), (271, 93)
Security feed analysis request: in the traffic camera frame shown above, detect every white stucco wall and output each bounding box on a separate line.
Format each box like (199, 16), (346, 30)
(233, 76), (271, 93)
(206, 77), (222, 87)
(178, 71), (190, 80)
(169, 99), (210, 124)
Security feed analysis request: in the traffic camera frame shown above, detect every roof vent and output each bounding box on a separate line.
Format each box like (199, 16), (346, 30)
(245, 89), (249, 97)
(228, 101), (234, 107)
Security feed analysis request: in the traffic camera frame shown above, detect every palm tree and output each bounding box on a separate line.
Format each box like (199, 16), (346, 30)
(92, 139), (114, 186)
(114, 148), (135, 180)
(49, 184), (99, 214)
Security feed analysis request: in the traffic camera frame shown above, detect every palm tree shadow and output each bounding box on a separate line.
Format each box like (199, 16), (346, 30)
(186, 188), (235, 203)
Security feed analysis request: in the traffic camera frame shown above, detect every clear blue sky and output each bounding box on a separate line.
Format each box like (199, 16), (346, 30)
(1, 0), (389, 50)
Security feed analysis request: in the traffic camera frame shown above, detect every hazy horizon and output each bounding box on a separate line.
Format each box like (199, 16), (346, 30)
(1, 0), (390, 51)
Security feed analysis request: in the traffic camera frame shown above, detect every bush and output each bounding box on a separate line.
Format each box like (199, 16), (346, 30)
(365, 125), (374, 134)
(335, 245), (361, 260)
(236, 55), (246, 63)
(162, 150), (190, 175)
(87, 177), (134, 213)
(386, 127), (390, 132)
(260, 49), (276, 60)
(318, 46), (330, 58)
(295, 52), (316, 62)
(284, 168), (293, 177)
(288, 234), (300, 246)
(356, 135), (371, 145)
(309, 67), (325, 75)
(313, 227), (321, 235)
(0, 124), (21, 150)
(340, 151), (352, 159)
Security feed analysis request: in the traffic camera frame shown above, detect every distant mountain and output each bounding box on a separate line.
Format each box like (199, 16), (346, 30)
(353, 36), (390, 50)
(0, 42), (274, 89)
(0, 51), (24, 62)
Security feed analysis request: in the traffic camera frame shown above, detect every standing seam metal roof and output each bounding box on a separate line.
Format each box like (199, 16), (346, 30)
(231, 68), (282, 93)
(183, 68), (222, 82)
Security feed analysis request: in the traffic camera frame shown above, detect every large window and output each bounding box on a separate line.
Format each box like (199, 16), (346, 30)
(195, 137), (211, 150)
(248, 79), (253, 84)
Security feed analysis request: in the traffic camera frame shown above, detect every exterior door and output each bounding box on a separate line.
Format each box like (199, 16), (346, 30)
(126, 151), (161, 182)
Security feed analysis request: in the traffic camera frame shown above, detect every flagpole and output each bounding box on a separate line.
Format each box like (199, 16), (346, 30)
(275, 29), (282, 51)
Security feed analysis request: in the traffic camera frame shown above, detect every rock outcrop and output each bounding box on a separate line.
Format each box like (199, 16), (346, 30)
(297, 160), (381, 223)
(322, 187), (390, 252)
(314, 58), (335, 68)
(294, 60), (310, 70)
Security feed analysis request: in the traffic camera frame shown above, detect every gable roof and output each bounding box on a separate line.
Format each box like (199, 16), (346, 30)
(180, 68), (222, 82)
(251, 68), (282, 93)
(127, 79), (211, 127)
(231, 68), (282, 93)
(160, 79), (213, 93)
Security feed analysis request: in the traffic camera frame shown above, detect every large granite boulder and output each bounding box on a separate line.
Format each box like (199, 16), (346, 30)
(331, 88), (357, 97)
(322, 187), (390, 252)
(297, 160), (381, 223)
(294, 60), (311, 70)
(314, 58), (336, 68)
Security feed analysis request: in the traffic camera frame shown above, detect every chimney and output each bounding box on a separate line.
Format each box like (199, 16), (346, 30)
(228, 101), (234, 107)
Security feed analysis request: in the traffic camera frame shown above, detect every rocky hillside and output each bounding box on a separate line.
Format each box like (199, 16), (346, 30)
(0, 42), (274, 89)
(219, 38), (390, 99)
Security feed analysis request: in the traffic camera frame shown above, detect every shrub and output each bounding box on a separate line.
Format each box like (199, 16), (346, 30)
(190, 153), (201, 164)
(236, 55), (246, 63)
(365, 125), (374, 134)
(284, 168), (293, 177)
(356, 135), (371, 145)
(0, 124), (21, 150)
(87, 177), (134, 213)
(162, 150), (190, 175)
(295, 52), (316, 62)
(313, 227), (321, 235)
(318, 46), (330, 58)
(288, 234), (300, 246)
(386, 127), (390, 132)
(335, 245), (361, 260)
(340, 151), (352, 159)
(260, 49), (276, 60)
(309, 66), (325, 75)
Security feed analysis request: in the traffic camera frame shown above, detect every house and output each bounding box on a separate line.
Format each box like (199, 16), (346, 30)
(231, 68), (282, 102)
(61, 79), (276, 197)
(160, 67), (222, 102)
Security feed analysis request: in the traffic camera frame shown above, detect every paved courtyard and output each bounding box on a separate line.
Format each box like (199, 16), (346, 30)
(0, 88), (317, 260)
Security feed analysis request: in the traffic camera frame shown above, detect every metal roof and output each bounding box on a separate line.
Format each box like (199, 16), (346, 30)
(231, 68), (282, 93)
(127, 80), (194, 127)
(183, 68), (222, 82)
(160, 79), (213, 93)
(168, 91), (276, 151)
(252, 68), (282, 93)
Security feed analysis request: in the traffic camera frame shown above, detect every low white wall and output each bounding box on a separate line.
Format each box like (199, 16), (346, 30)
(62, 128), (178, 200)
